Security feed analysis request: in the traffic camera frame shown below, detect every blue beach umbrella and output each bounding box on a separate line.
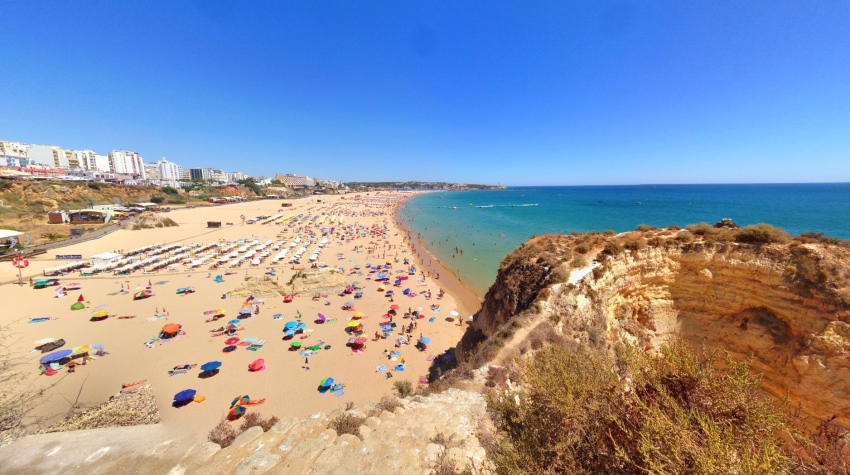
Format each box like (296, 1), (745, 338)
(296, 323), (307, 330)
(228, 319), (241, 326)
(321, 377), (334, 387)
(420, 337), (431, 344)
(284, 321), (297, 330)
(284, 329), (295, 336)
(201, 361), (222, 372)
(173, 389), (196, 402)
(40, 349), (72, 364)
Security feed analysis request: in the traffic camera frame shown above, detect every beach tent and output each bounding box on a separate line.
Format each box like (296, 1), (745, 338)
(317, 313), (327, 324)
(70, 302), (85, 311)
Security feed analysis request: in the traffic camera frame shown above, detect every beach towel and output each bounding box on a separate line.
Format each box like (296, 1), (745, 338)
(418, 376), (430, 385)
(426, 355), (435, 361)
(193, 395), (206, 402)
(334, 387), (345, 397)
(376, 364), (388, 373)
(28, 318), (57, 324)
(168, 369), (187, 376)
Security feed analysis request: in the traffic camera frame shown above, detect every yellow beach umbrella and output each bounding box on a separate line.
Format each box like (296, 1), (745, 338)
(347, 320), (361, 328)
(91, 310), (109, 318)
(353, 311), (364, 318)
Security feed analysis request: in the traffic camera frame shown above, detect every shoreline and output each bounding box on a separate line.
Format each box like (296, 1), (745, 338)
(393, 196), (483, 321)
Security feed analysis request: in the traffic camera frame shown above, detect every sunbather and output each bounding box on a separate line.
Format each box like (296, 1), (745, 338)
(172, 363), (196, 371)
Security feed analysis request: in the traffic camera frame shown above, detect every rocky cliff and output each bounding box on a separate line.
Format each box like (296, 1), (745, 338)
(461, 225), (850, 427)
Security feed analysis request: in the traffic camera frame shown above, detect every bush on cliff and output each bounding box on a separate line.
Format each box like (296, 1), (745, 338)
(735, 223), (790, 244)
(487, 340), (848, 475)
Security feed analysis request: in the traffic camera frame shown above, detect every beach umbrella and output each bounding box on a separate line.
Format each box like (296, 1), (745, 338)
(284, 321), (297, 330)
(228, 405), (246, 419)
(162, 323), (180, 334)
(248, 359), (265, 372)
(225, 337), (240, 345)
(200, 361), (222, 372)
(215, 309), (227, 315)
(40, 349), (72, 364)
(228, 319), (241, 326)
(227, 324), (238, 331)
(290, 341), (302, 349)
(173, 389), (196, 402)
(71, 302), (85, 311)
(296, 323), (307, 330)
(385, 290), (394, 295)
(321, 377), (334, 387)
(450, 311), (460, 317)
(223, 345), (237, 352)
(34, 337), (56, 347)
(390, 304), (399, 310)
(353, 311), (364, 318)
(90, 310), (108, 318)
(231, 395), (250, 408)
(284, 329), (295, 337)
(317, 313), (327, 323)
(354, 337), (367, 345)
(134, 290), (152, 300)
(420, 337), (431, 344)
(347, 320), (360, 328)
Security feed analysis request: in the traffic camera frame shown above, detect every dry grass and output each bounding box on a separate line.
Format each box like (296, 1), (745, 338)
(208, 418), (239, 448)
(238, 412), (279, 432)
(328, 413), (366, 437)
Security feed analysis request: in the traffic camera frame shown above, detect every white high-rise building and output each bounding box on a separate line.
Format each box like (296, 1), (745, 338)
(108, 150), (145, 179)
(230, 171), (247, 182)
(70, 150), (110, 172)
(156, 158), (181, 181)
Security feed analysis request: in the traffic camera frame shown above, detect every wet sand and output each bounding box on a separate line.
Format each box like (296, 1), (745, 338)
(0, 192), (471, 438)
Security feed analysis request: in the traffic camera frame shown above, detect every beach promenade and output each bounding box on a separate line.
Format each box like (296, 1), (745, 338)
(0, 192), (479, 439)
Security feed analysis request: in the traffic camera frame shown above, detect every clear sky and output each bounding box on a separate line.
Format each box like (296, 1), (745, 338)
(1, 1), (848, 185)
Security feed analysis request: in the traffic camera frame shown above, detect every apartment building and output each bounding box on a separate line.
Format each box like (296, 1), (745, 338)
(108, 150), (145, 178)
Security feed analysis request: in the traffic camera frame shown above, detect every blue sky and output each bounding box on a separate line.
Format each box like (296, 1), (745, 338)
(1, 1), (848, 185)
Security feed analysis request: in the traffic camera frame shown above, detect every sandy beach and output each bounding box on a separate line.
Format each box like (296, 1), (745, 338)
(1, 191), (479, 437)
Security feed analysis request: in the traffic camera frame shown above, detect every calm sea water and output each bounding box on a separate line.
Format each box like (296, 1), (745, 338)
(400, 184), (850, 297)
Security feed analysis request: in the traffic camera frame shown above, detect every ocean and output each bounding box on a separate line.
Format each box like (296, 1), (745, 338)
(399, 183), (850, 297)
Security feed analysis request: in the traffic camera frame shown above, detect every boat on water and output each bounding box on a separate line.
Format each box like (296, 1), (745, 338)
(475, 205), (494, 208)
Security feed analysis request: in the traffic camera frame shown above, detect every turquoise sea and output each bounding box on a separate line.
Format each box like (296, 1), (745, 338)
(400, 184), (850, 297)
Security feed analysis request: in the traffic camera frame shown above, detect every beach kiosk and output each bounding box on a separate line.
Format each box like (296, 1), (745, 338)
(90, 252), (122, 268)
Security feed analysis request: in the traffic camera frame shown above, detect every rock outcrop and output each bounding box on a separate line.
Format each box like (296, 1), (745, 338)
(463, 228), (850, 427)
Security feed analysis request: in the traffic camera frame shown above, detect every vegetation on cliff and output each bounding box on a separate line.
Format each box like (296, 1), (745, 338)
(487, 340), (848, 474)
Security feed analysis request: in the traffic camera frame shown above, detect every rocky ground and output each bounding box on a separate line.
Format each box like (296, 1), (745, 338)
(194, 388), (489, 475)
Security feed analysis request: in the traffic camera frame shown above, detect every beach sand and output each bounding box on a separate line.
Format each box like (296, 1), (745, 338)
(1, 192), (479, 438)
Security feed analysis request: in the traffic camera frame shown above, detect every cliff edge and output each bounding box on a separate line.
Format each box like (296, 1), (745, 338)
(460, 223), (850, 427)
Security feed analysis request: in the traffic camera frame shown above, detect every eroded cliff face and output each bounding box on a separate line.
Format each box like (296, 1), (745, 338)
(463, 229), (850, 426)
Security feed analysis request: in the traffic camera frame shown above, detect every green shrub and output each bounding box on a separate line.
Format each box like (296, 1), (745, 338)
(487, 341), (841, 475)
(161, 186), (179, 195)
(574, 242), (592, 254)
(150, 197), (165, 204)
(675, 230), (694, 243)
(571, 255), (587, 268)
(550, 266), (569, 283)
(393, 380), (414, 398)
(735, 223), (790, 244)
(602, 242), (622, 256)
(87, 182), (101, 190)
